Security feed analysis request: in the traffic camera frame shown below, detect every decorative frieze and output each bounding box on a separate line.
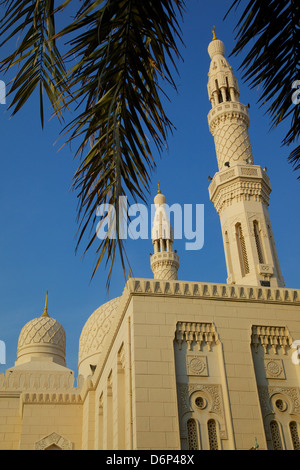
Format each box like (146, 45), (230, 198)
(22, 392), (82, 405)
(251, 325), (293, 355)
(0, 369), (75, 391)
(175, 322), (219, 351)
(126, 278), (300, 306)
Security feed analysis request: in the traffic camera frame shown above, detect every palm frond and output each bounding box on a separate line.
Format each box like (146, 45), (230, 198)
(57, 0), (185, 285)
(0, 0), (185, 286)
(225, 0), (300, 173)
(0, 0), (70, 126)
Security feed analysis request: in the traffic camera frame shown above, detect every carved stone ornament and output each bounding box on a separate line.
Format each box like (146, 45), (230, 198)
(258, 385), (300, 418)
(186, 355), (208, 377)
(251, 325), (293, 355)
(176, 382), (227, 440)
(35, 432), (73, 450)
(264, 358), (285, 380)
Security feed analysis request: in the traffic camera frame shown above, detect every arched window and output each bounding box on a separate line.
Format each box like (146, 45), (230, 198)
(215, 79), (222, 104)
(224, 230), (233, 278)
(289, 421), (300, 450)
(270, 420), (283, 450)
(225, 77), (231, 101)
(236, 223), (249, 277)
(253, 221), (265, 264)
(207, 419), (219, 450)
(187, 418), (199, 450)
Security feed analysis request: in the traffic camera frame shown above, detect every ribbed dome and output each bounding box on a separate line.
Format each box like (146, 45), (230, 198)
(208, 38), (225, 59)
(78, 297), (121, 377)
(16, 315), (66, 366)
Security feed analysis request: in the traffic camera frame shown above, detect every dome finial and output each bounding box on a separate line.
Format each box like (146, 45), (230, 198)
(157, 181), (161, 194)
(212, 25), (217, 41)
(41, 289), (49, 317)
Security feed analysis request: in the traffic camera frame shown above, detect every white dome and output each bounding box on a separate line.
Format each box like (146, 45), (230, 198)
(208, 38), (225, 59)
(154, 192), (166, 207)
(78, 297), (121, 377)
(16, 315), (66, 366)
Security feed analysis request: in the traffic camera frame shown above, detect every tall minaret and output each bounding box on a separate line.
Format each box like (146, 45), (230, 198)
(207, 29), (284, 288)
(150, 184), (179, 280)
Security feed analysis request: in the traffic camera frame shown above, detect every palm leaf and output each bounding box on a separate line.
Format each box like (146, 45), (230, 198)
(0, 0), (185, 285)
(57, 0), (185, 285)
(0, 0), (70, 126)
(226, 0), (300, 175)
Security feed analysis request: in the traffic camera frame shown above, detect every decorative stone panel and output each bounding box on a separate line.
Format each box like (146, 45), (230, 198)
(264, 358), (286, 380)
(186, 355), (208, 377)
(176, 383), (227, 440)
(35, 432), (73, 450)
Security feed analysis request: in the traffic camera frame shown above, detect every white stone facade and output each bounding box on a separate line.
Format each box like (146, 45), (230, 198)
(0, 34), (299, 451)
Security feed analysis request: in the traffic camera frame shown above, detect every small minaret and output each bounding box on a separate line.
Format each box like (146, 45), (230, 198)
(207, 29), (284, 288)
(150, 184), (179, 280)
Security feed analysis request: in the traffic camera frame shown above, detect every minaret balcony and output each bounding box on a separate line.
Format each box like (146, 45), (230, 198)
(208, 101), (250, 134)
(150, 251), (179, 267)
(208, 164), (271, 213)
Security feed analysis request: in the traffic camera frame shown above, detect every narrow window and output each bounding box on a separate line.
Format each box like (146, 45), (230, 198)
(236, 223), (249, 276)
(215, 79), (222, 103)
(270, 420), (283, 450)
(107, 379), (113, 449)
(290, 421), (300, 450)
(208, 419), (218, 450)
(187, 419), (198, 450)
(224, 230), (233, 278)
(253, 221), (265, 264)
(225, 77), (231, 101)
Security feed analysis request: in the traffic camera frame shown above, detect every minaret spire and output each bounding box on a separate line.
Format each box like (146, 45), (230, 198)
(41, 289), (49, 317)
(207, 34), (284, 288)
(212, 25), (217, 41)
(150, 186), (179, 281)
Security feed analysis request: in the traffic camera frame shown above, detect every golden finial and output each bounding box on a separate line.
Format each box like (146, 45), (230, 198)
(41, 289), (49, 317)
(212, 26), (217, 41)
(157, 181), (161, 194)
(128, 268), (131, 279)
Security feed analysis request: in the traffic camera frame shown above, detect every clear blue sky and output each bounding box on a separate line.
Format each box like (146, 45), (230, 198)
(0, 0), (299, 377)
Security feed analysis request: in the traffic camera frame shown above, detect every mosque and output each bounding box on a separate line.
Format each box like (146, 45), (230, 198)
(0, 32), (300, 451)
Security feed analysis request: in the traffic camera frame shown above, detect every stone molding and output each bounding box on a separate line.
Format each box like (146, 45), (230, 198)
(22, 392), (82, 405)
(126, 278), (300, 306)
(0, 369), (75, 391)
(207, 102), (250, 131)
(150, 251), (179, 281)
